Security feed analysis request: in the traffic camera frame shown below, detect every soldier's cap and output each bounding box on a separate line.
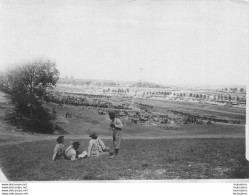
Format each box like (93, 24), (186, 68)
(72, 141), (80, 148)
(56, 136), (64, 143)
(89, 132), (98, 138)
(108, 111), (116, 119)
(88, 129), (97, 137)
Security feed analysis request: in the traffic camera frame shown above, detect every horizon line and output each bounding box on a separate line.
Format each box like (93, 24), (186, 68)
(58, 77), (246, 87)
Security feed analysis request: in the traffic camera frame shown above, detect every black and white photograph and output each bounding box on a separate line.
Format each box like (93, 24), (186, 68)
(0, 0), (248, 187)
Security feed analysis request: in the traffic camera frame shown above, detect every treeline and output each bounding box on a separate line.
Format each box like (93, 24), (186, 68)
(58, 78), (167, 89)
(187, 93), (245, 102)
(220, 87), (246, 93)
(143, 91), (171, 96)
(58, 78), (123, 87)
(0, 59), (60, 133)
(103, 88), (129, 93)
(133, 81), (167, 88)
(141, 90), (245, 102)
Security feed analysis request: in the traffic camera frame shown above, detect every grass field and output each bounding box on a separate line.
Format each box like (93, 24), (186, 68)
(0, 138), (248, 180)
(42, 102), (245, 138)
(0, 91), (247, 181)
(135, 98), (246, 122)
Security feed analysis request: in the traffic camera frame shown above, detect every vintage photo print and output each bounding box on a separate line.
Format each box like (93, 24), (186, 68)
(0, 0), (248, 190)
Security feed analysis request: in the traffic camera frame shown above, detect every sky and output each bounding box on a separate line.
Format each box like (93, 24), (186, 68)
(0, 0), (249, 85)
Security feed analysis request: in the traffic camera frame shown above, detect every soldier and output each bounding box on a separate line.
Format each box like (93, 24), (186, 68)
(87, 131), (110, 158)
(52, 136), (65, 161)
(65, 142), (87, 160)
(109, 112), (123, 159)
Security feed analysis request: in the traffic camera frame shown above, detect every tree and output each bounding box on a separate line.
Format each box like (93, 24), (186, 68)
(5, 59), (59, 120)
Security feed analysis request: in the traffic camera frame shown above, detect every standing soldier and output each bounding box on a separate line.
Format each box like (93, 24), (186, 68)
(109, 112), (123, 159)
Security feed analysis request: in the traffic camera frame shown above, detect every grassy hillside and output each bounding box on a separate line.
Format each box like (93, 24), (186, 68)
(0, 138), (248, 180)
(44, 102), (245, 138)
(135, 98), (246, 121)
(0, 91), (247, 181)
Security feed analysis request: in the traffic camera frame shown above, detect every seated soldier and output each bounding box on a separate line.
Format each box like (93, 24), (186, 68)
(87, 132), (110, 158)
(65, 141), (87, 160)
(52, 136), (65, 161)
(96, 135), (110, 154)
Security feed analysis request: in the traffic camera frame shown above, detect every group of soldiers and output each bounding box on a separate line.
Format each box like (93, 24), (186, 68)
(52, 112), (124, 161)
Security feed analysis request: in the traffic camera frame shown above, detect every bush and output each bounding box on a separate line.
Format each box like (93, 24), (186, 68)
(2, 59), (59, 134)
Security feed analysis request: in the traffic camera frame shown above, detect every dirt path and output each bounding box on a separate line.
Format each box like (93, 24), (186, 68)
(0, 91), (16, 133)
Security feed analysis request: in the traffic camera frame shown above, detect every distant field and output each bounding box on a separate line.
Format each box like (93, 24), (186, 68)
(135, 98), (246, 122)
(46, 102), (177, 137)
(0, 138), (248, 180)
(0, 91), (245, 141)
(186, 90), (246, 97)
(43, 102), (245, 138)
(175, 91), (246, 98)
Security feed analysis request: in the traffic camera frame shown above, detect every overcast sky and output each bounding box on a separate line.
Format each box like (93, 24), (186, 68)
(0, 0), (249, 85)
